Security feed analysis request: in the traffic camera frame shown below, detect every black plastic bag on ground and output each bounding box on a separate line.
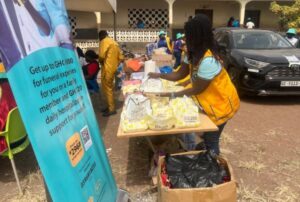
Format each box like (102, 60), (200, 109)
(165, 151), (228, 188)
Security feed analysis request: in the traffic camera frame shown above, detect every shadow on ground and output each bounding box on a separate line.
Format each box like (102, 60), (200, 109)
(91, 91), (123, 133)
(125, 138), (152, 188)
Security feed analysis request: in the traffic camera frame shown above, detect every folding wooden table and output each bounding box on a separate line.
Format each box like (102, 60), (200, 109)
(117, 112), (218, 152)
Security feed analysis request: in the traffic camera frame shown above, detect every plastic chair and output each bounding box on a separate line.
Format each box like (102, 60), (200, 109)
(0, 107), (30, 194)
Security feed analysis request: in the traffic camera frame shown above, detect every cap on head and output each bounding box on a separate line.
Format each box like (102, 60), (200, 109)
(159, 30), (166, 36)
(287, 28), (297, 35)
(176, 33), (182, 39)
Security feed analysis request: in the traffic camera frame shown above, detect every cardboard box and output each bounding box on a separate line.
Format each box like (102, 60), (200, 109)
(158, 151), (237, 202)
(156, 61), (174, 68)
(152, 54), (173, 62)
(152, 54), (174, 67)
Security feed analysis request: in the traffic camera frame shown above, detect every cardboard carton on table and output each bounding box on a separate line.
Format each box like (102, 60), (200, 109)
(152, 54), (173, 67)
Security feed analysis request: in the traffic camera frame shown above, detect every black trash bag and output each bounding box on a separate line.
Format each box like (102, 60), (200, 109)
(165, 151), (228, 189)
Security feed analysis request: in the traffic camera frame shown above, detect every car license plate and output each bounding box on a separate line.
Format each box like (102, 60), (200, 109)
(280, 81), (300, 87)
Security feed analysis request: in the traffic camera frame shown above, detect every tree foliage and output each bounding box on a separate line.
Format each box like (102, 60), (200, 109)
(270, 0), (300, 31)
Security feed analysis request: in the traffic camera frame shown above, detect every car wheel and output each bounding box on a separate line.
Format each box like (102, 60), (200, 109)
(228, 66), (245, 97)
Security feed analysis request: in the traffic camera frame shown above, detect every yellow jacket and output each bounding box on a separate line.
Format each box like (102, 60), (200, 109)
(166, 36), (173, 53)
(99, 37), (123, 76)
(193, 50), (240, 125)
(0, 63), (5, 73)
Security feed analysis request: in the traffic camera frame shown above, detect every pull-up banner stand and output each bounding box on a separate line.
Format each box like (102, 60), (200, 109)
(0, 0), (123, 201)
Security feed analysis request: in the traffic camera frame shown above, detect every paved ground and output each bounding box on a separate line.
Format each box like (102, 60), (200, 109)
(0, 95), (299, 202)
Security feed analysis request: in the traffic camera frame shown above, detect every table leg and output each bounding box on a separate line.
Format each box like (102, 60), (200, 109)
(145, 137), (156, 153)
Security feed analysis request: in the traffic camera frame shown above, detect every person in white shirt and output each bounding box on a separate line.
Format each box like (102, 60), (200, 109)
(285, 28), (299, 47)
(245, 18), (255, 29)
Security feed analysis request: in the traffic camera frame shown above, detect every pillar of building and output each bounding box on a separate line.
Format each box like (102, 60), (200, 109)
(165, 0), (176, 35)
(238, 0), (251, 26)
(94, 12), (102, 32)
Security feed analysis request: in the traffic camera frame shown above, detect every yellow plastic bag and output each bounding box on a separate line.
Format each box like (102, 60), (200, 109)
(170, 97), (200, 128)
(148, 105), (175, 130)
(161, 79), (184, 92)
(121, 94), (151, 133)
(121, 113), (149, 133)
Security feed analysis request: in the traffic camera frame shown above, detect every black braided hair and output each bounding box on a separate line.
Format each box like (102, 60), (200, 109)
(184, 14), (219, 66)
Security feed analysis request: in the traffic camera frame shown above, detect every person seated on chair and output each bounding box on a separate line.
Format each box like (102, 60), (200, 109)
(82, 50), (100, 93)
(0, 78), (17, 154)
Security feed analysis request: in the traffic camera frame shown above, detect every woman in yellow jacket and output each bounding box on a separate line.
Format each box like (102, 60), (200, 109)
(98, 30), (123, 117)
(149, 14), (240, 155)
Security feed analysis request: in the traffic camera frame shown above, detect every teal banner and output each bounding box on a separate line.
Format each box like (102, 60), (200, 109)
(0, 1), (117, 201)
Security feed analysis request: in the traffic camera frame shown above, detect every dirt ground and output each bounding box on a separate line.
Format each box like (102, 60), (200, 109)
(0, 95), (300, 202)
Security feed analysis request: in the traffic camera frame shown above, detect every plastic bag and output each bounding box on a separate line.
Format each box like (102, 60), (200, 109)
(122, 94), (151, 132)
(140, 78), (163, 93)
(162, 79), (184, 93)
(170, 97), (200, 128)
(151, 97), (169, 109)
(125, 59), (143, 72)
(148, 105), (175, 130)
(121, 112), (149, 133)
(160, 66), (173, 74)
(122, 80), (141, 95)
(130, 72), (144, 80)
(165, 151), (229, 189)
(153, 47), (168, 55)
(124, 94), (151, 121)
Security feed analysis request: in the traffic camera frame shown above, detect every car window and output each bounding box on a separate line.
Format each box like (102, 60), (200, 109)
(219, 34), (230, 47)
(233, 31), (293, 49)
(215, 31), (224, 42)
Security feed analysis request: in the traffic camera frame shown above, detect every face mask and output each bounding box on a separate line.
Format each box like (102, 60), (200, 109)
(287, 34), (294, 39)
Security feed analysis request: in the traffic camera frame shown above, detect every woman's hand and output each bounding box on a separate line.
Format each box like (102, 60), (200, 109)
(143, 92), (170, 97)
(148, 72), (161, 79)
(176, 80), (191, 87)
(158, 92), (170, 97)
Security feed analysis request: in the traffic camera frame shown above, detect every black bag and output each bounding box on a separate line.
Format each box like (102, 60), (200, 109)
(165, 151), (228, 188)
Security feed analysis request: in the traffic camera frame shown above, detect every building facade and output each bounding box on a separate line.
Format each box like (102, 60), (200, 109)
(68, 0), (294, 42)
